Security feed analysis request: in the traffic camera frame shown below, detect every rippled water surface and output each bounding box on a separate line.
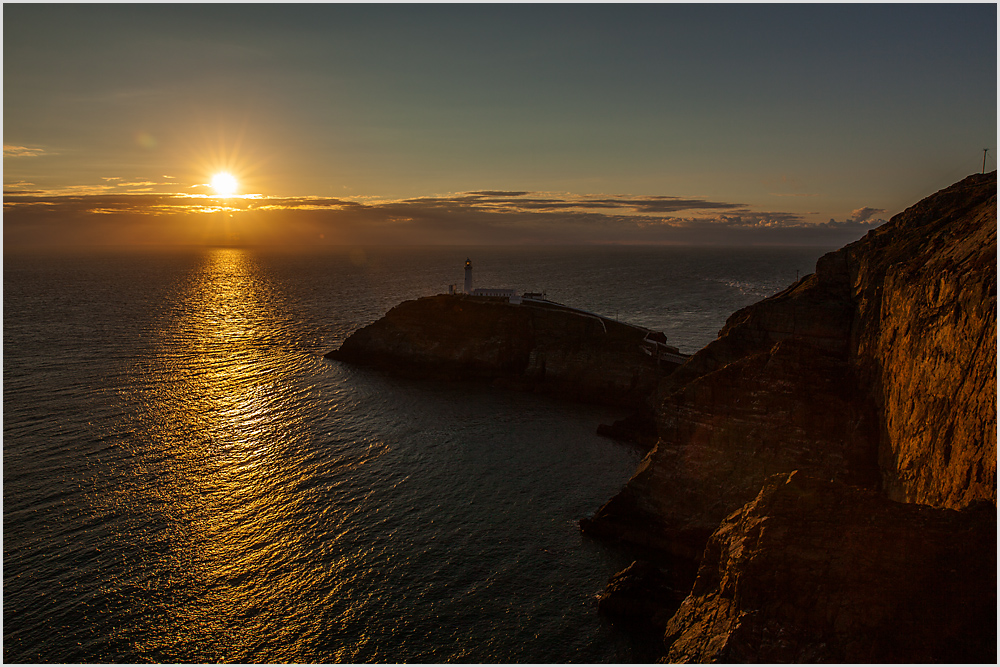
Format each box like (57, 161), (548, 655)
(4, 245), (830, 662)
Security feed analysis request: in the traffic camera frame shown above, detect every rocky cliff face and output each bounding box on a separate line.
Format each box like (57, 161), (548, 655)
(584, 172), (996, 559)
(581, 253), (883, 557)
(848, 175), (997, 508)
(662, 472), (996, 663)
(327, 295), (683, 408)
(585, 173), (996, 662)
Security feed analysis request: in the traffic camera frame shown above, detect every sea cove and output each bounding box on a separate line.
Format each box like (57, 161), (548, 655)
(5, 5), (996, 662)
(3, 245), (826, 662)
(327, 174), (998, 662)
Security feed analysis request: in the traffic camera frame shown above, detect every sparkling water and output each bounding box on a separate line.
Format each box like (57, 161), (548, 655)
(3, 245), (830, 662)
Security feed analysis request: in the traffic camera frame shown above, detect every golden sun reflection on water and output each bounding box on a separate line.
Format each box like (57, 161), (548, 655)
(114, 248), (323, 661)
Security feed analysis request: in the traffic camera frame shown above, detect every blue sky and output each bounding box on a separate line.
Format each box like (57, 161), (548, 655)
(4, 4), (996, 247)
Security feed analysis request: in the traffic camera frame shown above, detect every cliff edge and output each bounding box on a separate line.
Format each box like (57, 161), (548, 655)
(584, 172), (996, 661)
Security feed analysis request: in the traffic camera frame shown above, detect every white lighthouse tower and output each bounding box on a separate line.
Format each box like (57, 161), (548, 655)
(464, 258), (473, 294)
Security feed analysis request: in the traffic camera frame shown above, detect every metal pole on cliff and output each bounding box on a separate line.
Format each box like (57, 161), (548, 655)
(983, 148), (988, 174)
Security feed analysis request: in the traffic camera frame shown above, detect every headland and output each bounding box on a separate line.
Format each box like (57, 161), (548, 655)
(587, 171), (997, 662)
(327, 172), (996, 662)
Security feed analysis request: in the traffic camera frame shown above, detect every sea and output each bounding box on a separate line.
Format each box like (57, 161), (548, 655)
(3, 245), (832, 663)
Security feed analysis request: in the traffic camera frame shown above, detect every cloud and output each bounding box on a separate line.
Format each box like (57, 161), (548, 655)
(388, 191), (747, 215)
(824, 206), (888, 228)
(2, 190), (884, 249)
(849, 206), (886, 223)
(467, 190), (531, 197)
(4, 192), (178, 211)
(3, 145), (48, 158)
(3, 181), (40, 195)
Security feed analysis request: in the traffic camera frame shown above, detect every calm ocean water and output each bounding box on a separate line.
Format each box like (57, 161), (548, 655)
(4, 245), (830, 663)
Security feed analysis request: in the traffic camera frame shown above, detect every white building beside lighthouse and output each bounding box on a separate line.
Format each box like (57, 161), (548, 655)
(454, 258), (520, 302)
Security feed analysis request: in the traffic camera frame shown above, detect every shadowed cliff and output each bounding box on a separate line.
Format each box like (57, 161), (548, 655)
(584, 172), (996, 662)
(663, 472), (995, 663)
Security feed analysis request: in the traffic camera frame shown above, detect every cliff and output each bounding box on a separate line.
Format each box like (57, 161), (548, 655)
(580, 256), (882, 557)
(585, 172), (996, 554)
(663, 472), (996, 663)
(850, 175), (996, 508)
(323, 174), (995, 662)
(327, 295), (685, 408)
(585, 172), (996, 661)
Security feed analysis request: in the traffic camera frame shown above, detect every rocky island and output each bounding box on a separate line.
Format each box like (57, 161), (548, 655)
(327, 294), (687, 409)
(328, 172), (996, 662)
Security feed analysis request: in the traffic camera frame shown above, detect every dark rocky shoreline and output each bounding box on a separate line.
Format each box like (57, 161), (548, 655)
(327, 172), (997, 663)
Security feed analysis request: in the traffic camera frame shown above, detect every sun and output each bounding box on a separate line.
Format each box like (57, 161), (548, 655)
(211, 171), (239, 197)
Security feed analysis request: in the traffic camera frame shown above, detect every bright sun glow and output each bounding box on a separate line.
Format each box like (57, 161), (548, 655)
(211, 172), (239, 196)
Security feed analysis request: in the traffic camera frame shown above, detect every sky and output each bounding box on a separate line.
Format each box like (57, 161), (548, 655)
(4, 3), (997, 248)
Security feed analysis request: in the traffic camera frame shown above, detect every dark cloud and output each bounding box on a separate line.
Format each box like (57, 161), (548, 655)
(4, 193), (191, 213)
(363, 192), (750, 216)
(2, 190), (883, 249)
(466, 190), (531, 197)
(254, 196), (362, 209)
(629, 198), (746, 213)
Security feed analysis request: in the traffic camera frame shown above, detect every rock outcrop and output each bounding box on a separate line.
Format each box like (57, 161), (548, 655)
(584, 172), (996, 661)
(849, 176), (997, 508)
(584, 172), (996, 557)
(327, 295), (685, 408)
(580, 256), (883, 557)
(662, 472), (996, 663)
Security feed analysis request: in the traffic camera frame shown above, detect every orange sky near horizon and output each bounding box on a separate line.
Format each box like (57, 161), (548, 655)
(4, 4), (996, 248)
